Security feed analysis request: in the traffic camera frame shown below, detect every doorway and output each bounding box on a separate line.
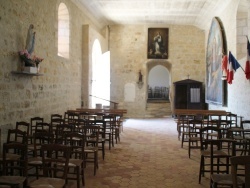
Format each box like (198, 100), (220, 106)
(91, 39), (110, 108)
(147, 64), (171, 102)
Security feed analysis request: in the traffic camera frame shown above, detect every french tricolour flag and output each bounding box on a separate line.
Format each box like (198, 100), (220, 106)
(227, 51), (240, 84)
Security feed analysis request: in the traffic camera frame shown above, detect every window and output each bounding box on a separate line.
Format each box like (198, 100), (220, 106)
(58, 3), (69, 59)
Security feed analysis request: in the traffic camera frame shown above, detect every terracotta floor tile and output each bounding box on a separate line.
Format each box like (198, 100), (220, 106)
(28, 117), (211, 187)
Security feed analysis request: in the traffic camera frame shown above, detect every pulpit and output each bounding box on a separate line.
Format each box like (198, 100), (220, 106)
(173, 79), (204, 110)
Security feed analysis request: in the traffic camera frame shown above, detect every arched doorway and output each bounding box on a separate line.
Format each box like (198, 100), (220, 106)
(91, 39), (110, 108)
(147, 63), (171, 102)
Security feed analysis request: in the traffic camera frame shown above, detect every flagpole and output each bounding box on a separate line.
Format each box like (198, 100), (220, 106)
(239, 64), (245, 73)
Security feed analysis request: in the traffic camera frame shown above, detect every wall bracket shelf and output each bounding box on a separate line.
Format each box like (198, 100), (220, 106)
(11, 71), (43, 76)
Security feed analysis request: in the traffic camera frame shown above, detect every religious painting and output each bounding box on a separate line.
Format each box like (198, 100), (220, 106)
(147, 28), (169, 59)
(206, 17), (227, 105)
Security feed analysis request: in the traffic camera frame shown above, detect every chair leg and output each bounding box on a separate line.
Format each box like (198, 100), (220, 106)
(199, 156), (204, 184)
(81, 163), (85, 186)
(76, 166), (80, 188)
(102, 142), (105, 160)
(188, 141), (191, 158)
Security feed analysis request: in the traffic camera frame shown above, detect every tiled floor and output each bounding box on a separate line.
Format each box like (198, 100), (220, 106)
(30, 117), (211, 187)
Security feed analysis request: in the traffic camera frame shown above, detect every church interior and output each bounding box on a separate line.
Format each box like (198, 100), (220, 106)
(0, 0), (250, 187)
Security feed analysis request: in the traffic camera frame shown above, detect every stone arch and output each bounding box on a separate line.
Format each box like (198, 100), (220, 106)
(146, 60), (172, 100)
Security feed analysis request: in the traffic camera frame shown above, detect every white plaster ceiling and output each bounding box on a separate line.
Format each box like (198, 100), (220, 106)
(72, 0), (249, 30)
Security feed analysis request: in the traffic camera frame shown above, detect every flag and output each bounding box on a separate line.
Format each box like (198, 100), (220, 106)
(245, 38), (250, 79)
(221, 54), (228, 80)
(227, 51), (240, 84)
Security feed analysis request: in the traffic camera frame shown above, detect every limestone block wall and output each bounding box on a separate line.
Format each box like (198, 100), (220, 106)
(109, 25), (205, 117)
(0, 0), (107, 142)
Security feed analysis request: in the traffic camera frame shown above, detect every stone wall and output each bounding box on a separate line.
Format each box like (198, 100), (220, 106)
(109, 25), (205, 117)
(0, 0), (107, 142)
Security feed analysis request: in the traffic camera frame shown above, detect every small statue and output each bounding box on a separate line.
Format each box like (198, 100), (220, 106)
(25, 24), (36, 55)
(139, 70), (143, 82)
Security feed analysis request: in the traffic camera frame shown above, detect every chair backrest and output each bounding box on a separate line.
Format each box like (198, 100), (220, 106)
(51, 114), (62, 121)
(55, 123), (75, 144)
(226, 113), (238, 128)
(40, 144), (71, 181)
(83, 125), (100, 145)
(241, 120), (250, 130)
(67, 111), (80, 124)
(7, 129), (27, 144)
(88, 120), (106, 138)
(199, 126), (222, 150)
(201, 121), (222, 137)
(30, 117), (44, 135)
(2, 142), (28, 176)
(103, 114), (116, 128)
(64, 132), (85, 159)
(33, 131), (54, 157)
(16, 121), (29, 135)
(231, 155), (250, 188)
(188, 119), (203, 136)
(51, 117), (64, 133)
(35, 122), (52, 133)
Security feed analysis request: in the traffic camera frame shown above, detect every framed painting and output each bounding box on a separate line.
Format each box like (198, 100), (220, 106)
(205, 17), (227, 105)
(147, 28), (169, 59)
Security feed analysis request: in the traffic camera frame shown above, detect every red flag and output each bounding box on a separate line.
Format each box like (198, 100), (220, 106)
(221, 54), (228, 80)
(245, 39), (250, 79)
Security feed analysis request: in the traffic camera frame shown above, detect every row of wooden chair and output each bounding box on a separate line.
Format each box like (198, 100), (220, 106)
(0, 119), (102, 187)
(176, 112), (250, 187)
(0, 109), (125, 188)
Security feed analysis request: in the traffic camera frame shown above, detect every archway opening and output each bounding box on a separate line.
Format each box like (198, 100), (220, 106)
(91, 39), (110, 108)
(148, 65), (170, 101)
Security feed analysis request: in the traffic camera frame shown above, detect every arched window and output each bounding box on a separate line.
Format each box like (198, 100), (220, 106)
(58, 3), (69, 59)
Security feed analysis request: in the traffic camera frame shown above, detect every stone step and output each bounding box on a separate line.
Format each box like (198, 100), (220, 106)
(145, 102), (172, 118)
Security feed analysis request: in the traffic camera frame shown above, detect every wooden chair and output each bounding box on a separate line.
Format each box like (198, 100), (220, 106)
(227, 120), (250, 156)
(153, 86), (161, 98)
(30, 117), (44, 142)
(231, 155), (250, 188)
(180, 115), (194, 148)
(6, 129), (27, 144)
(103, 114), (115, 149)
(199, 126), (235, 184)
(51, 117), (64, 134)
(87, 120), (106, 160)
(28, 131), (54, 179)
(29, 144), (71, 188)
(0, 143), (28, 188)
(83, 125), (100, 175)
(63, 132), (85, 188)
(15, 121), (29, 143)
(55, 123), (75, 144)
(210, 155), (247, 188)
(0, 129), (27, 171)
(34, 122), (52, 133)
(188, 119), (203, 158)
(28, 122), (52, 156)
